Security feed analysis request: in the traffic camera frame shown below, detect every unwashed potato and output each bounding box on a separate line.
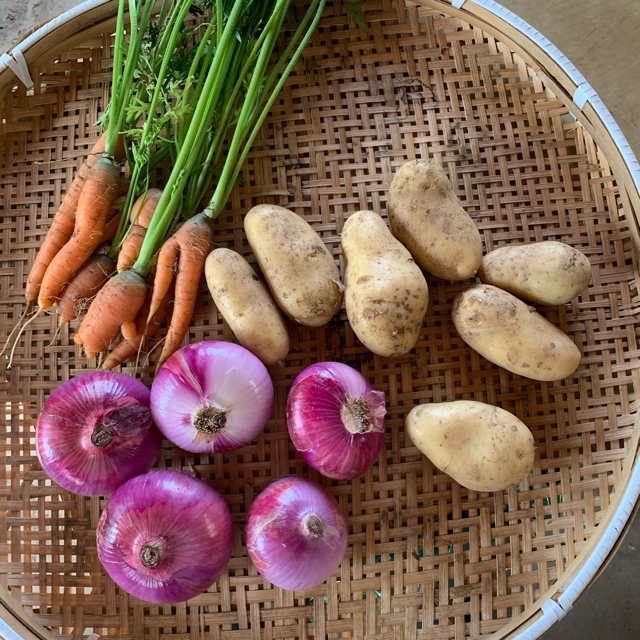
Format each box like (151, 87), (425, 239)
(478, 241), (591, 305)
(452, 284), (581, 381)
(244, 204), (343, 327)
(405, 400), (535, 492)
(341, 210), (429, 357)
(205, 248), (289, 366)
(387, 160), (482, 281)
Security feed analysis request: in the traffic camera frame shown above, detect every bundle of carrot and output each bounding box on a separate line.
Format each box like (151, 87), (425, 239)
(77, 0), (327, 370)
(1, 0), (162, 364)
(3, 0), (329, 370)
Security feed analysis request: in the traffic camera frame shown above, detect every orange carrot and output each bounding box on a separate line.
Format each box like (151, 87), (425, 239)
(152, 212), (214, 368)
(103, 212), (123, 243)
(100, 177), (130, 244)
(1, 134), (125, 361)
(101, 278), (174, 371)
(25, 131), (111, 306)
(75, 270), (148, 358)
(56, 255), (115, 326)
(150, 236), (179, 320)
(117, 188), (162, 272)
(38, 157), (122, 309)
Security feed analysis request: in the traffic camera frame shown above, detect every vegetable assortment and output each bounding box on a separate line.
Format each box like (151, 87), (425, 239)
(3, 0), (598, 608)
(28, 155), (592, 603)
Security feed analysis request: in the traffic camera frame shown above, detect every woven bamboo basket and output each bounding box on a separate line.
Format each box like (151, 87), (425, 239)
(1, 0), (640, 638)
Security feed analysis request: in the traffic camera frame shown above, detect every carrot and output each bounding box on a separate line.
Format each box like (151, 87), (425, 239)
(24, 131), (113, 306)
(152, 212), (214, 369)
(56, 255), (115, 327)
(104, 212), (123, 243)
(101, 177), (129, 238)
(1, 134), (125, 361)
(101, 277), (174, 371)
(38, 157), (122, 309)
(117, 188), (162, 272)
(74, 270), (148, 358)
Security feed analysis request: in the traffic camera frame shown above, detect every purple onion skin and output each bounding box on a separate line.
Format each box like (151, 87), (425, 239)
(246, 477), (348, 591)
(36, 372), (162, 497)
(286, 362), (386, 480)
(97, 470), (233, 604)
(151, 341), (274, 454)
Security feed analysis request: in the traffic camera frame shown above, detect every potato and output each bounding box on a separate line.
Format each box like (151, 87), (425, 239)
(478, 241), (591, 305)
(405, 401), (535, 492)
(205, 249), (289, 366)
(244, 204), (343, 327)
(341, 210), (429, 357)
(452, 284), (581, 381)
(387, 160), (482, 281)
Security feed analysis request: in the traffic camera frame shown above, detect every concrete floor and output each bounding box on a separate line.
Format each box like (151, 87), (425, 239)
(2, 1), (640, 639)
(0, 0), (78, 52)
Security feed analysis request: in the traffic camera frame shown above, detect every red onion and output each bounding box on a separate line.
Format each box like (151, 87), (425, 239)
(36, 371), (162, 496)
(97, 470), (233, 603)
(150, 340), (274, 453)
(286, 362), (386, 480)
(246, 477), (348, 591)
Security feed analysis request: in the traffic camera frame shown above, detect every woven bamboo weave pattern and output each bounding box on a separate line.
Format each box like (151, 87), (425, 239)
(0, 1), (639, 638)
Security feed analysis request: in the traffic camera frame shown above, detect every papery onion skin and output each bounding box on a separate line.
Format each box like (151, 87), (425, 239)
(286, 362), (386, 480)
(36, 371), (162, 496)
(150, 341), (274, 454)
(97, 470), (233, 603)
(246, 477), (348, 591)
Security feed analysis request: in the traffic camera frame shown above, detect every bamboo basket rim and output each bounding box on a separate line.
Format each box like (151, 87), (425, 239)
(1, 1), (639, 639)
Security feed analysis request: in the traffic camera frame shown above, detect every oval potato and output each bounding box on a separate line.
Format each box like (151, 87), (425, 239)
(205, 248), (289, 366)
(388, 160), (482, 281)
(341, 210), (429, 357)
(244, 205), (343, 327)
(452, 284), (580, 381)
(405, 401), (535, 492)
(478, 241), (591, 305)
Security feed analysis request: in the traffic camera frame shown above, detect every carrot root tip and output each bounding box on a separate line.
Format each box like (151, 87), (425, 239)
(121, 322), (137, 341)
(0, 301), (34, 358)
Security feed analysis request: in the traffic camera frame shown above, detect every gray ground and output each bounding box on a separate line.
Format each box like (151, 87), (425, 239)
(2, 2), (639, 639)
(0, 0), (78, 52)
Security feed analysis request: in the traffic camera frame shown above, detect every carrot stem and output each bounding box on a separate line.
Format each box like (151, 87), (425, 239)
(208, 0), (326, 217)
(133, 0), (246, 275)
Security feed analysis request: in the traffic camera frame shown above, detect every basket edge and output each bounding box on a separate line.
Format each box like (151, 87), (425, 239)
(0, 0), (165, 107)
